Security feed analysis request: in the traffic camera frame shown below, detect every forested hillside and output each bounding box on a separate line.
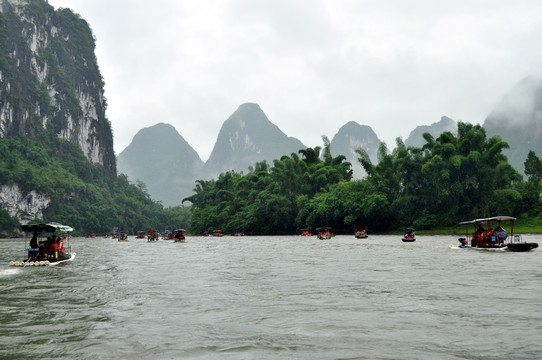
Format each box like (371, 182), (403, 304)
(0, 0), (190, 236)
(0, 130), (191, 235)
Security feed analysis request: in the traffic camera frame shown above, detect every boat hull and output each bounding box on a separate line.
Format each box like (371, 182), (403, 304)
(10, 252), (76, 267)
(402, 238), (416, 242)
(450, 245), (508, 252)
(507, 242), (538, 252)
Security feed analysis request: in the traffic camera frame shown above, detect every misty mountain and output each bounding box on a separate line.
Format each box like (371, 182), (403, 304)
(484, 76), (542, 174)
(117, 123), (205, 206)
(404, 116), (457, 148)
(330, 121), (381, 178)
(205, 103), (306, 175)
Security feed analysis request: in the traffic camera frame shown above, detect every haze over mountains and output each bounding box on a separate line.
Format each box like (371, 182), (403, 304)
(484, 76), (542, 173)
(116, 104), (460, 206)
(118, 75), (542, 206)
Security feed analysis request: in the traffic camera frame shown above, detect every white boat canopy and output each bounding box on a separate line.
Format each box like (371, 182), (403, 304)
(458, 216), (516, 225)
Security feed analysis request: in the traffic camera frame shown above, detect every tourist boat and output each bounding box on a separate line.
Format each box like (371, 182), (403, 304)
(173, 229), (186, 242)
(212, 230), (223, 237)
(136, 231), (146, 239)
(118, 231), (128, 241)
(300, 229), (312, 236)
(148, 230), (159, 242)
(454, 216), (538, 252)
(163, 230), (173, 240)
(85, 233), (95, 238)
(354, 226), (368, 239)
(402, 228), (416, 242)
(316, 227), (333, 240)
(10, 222), (76, 267)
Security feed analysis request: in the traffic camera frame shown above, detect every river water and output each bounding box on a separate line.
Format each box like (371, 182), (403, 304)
(1, 234), (541, 359)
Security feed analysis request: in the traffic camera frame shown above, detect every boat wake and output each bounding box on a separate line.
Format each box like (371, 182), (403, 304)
(0, 268), (21, 276)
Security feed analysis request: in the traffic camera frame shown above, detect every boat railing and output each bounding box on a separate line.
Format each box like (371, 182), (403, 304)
(508, 234), (523, 244)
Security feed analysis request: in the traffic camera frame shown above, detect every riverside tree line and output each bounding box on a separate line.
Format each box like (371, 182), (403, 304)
(184, 123), (542, 234)
(1, 122), (541, 235)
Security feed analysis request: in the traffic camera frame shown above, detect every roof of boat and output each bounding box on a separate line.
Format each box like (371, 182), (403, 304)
(316, 227), (332, 230)
(21, 222), (74, 233)
(458, 216), (516, 225)
(174, 229), (186, 232)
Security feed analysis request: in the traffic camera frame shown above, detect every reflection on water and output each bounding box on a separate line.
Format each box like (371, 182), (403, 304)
(1, 235), (541, 359)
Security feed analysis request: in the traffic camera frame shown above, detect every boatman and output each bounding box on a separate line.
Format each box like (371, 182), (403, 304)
(29, 232), (38, 249)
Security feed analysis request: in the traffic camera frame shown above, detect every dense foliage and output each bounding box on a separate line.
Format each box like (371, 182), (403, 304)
(184, 137), (353, 234)
(185, 124), (541, 234)
(0, 130), (191, 235)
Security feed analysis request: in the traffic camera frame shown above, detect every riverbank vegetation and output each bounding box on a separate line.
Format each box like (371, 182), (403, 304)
(1, 123), (541, 236)
(185, 123), (542, 235)
(0, 129), (191, 236)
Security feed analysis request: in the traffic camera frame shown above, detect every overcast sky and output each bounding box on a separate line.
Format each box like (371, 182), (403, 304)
(47, 0), (542, 161)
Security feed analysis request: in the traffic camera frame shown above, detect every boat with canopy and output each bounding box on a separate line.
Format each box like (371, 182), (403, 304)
(354, 226), (368, 239)
(173, 229), (186, 242)
(402, 228), (416, 242)
(10, 222), (76, 267)
(455, 216), (538, 251)
(316, 227), (333, 240)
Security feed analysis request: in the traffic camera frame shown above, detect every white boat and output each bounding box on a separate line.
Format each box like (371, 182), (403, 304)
(10, 222), (76, 267)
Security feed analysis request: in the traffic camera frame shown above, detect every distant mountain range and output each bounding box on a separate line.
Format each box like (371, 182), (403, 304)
(117, 104), (459, 204)
(118, 77), (542, 205)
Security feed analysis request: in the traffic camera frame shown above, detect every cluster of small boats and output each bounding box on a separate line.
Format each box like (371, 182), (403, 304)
(6, 214), (539, 268)
(312, 215), (538, 252)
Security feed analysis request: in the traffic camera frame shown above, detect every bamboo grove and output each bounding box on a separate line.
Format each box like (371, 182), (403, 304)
(184, 123), (542, 234)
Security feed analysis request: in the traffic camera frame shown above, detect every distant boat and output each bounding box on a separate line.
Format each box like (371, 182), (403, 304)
(212, 230), (223, 237)
(173, 229), (186, 242)
(316, 227), (333, 240)
(118, 231), (128, 242)
(148, 230), (159, 242)
(401, 228), (416, 242)
(354, 226), (368, 239)
(300, 229), (312, 236)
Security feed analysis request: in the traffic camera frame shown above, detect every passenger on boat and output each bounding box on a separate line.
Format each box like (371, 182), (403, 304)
(458, 238), (468, 248)
(29, 232), (39, 249)
(44, 237), (54, 254)
(57, 236), (65, 253)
